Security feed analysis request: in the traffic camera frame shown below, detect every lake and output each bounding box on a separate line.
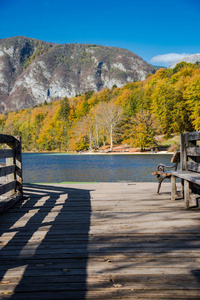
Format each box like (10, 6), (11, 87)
(22, 153), (172, 183)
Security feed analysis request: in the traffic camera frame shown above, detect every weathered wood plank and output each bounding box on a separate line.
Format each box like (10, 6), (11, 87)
(0, 289), (200, 300)
(171, 170), (200, 185)
(0, 165), (15, 177)
(187, 161), (200, 172)
(1, 280), (200, 294)
(0, 181), (16, 195)
(0, 134), (15, 144)
(188, 131), (200, 141)
(171, 175), (176, 200)
(15, 136), (23, 195)
(187, 146), (200, 156)
(180, 133), (187, 170)
(0, 149), (14, 159)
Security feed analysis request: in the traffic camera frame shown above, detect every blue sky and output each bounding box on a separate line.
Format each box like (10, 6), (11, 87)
(0, 0), (200, 67)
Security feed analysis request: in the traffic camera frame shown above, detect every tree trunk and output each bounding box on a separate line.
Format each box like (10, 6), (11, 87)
(89, 131), (92, 151)
(110, 124), (113, 151)
(96, 124), (99, 149)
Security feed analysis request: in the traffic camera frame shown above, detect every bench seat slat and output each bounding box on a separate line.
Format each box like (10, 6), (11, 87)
(171, 170), (200, 185)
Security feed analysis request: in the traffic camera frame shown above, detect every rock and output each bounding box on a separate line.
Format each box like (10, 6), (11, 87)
(0, 36), (157, 112)
(170, 53), (200, 68)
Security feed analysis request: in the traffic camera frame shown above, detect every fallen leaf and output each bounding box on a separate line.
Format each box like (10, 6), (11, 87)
(1, 281), (11, 285)
(113, 284), (122, 288)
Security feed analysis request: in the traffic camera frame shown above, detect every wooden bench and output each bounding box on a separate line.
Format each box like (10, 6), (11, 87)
(171, 132), (200, 209)
(152, 151), (180, 194)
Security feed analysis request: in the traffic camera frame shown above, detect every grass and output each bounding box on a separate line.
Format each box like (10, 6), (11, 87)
(155, 134), (180, 151)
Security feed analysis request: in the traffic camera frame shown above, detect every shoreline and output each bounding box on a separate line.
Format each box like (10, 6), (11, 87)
(23, 150), (173, 155)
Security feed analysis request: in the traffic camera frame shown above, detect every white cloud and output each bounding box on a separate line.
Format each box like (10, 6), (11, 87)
(150, 53), (190, 66)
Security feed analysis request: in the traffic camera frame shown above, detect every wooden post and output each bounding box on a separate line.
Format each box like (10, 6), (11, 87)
(180, 133), (187, 171)
(14, 136), (23, 195)
(6, 143), (15, 197)
(171, 175), (176, 201)
(184, 180), (190, 209)
(5, 136), (23, 197)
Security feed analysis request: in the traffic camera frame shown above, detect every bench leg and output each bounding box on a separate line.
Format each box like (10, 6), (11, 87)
(184, 180), (190, 209)
(180, 179), (184, 198)
(157, 176), (164, 194)
(171, 175), (176, 201)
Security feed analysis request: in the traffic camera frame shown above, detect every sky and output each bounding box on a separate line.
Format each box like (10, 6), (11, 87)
(0, 0), (200, 67)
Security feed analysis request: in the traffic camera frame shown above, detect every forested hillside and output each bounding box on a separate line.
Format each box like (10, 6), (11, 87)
(0, 62), (199, 152)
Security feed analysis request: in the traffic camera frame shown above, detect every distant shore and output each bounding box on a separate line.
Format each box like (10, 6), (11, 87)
(23, 150), (173, 155)
(78, 151), (172, 155)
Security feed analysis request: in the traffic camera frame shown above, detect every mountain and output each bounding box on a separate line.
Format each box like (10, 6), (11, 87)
(170, 53), (200, 68)
(0, 36), (157, 112)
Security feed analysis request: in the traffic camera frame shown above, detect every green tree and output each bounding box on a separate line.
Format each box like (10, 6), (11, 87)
(58, 97), (70, 121)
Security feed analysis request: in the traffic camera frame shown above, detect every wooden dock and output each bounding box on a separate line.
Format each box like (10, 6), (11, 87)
(0, 182), (200, 299)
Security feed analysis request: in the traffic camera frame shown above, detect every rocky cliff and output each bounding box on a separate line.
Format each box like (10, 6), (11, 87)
(0, 36), (157, 112)
(170, 53), (200, 68)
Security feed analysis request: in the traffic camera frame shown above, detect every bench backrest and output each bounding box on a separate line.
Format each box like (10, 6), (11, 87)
(181, 132), (200, 172)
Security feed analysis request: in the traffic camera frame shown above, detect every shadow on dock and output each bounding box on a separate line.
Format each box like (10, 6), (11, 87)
(0, 183), (92, 299)
(1, 182), (200, 299)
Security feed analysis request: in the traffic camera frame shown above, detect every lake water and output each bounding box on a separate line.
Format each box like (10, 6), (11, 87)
(22, 153), (172, 183)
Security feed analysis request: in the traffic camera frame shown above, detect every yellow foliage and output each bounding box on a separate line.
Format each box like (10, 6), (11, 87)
(1, 62), (200, 151)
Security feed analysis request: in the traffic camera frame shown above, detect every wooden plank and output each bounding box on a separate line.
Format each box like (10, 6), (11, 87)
(187, 161), (200, 172)
(0, 165), (15, 177)
(0, 274), (200, 291)
(188, 131), (200, 141)
(1, 280), (200, 294)
(171, 170), (200, 185)
(180, 133), (187, 170)
(15, 136), (23, 195)
(0, 134), (15, 144)
(171, 175), (176, 200)
(0, 149), (14, 159)
(187, 146), (200, 156)
(0, 181), (16, 195)
(184, 180), (190, 209)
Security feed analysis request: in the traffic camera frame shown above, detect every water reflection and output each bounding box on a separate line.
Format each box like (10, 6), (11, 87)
(22, 153), (172, 183)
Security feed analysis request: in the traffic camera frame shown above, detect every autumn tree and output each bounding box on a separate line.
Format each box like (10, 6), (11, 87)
(184, 74), (200, 130)
(128, 111), (159, 151)
(70, 115), (94, 151)
(94, 102), (124, 151)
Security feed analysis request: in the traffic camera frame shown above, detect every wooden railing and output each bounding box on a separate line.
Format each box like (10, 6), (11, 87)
(0, 134), (23, 202)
